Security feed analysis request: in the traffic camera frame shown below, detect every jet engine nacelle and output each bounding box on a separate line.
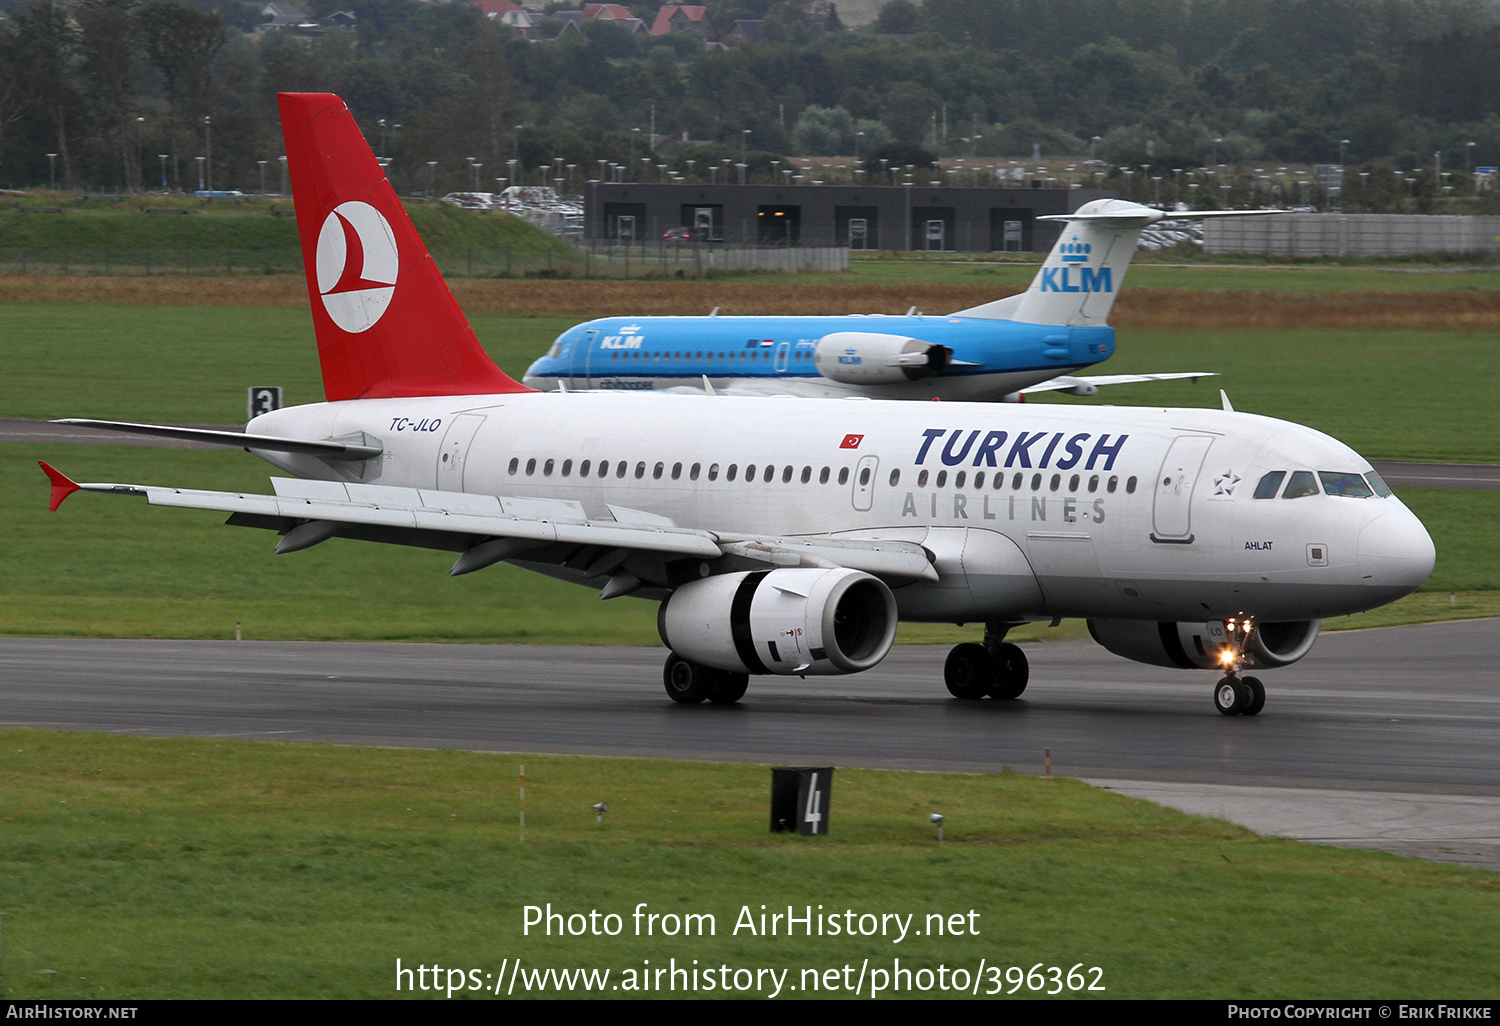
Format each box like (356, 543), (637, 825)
(1086, 618), (1321, 670)
(659, 568), (897, 676)
(813, 332), (952, 385)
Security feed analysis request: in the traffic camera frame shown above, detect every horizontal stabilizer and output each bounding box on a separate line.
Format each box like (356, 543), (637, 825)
(52, 419), (383, 461)
(1024, 371), (1217, 396)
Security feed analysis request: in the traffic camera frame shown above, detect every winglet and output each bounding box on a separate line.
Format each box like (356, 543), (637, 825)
(38, 461), (81, 511)
(1220, 389), (1235, 413)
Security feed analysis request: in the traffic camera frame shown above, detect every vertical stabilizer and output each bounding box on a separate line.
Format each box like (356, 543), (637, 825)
(279, 93), (528, 401)
(951, 199), (1159, 326)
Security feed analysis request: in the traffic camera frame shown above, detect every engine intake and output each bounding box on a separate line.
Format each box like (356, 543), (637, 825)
(659, 568), (897, 676)
(1086, 619), (1321, 670)
(813, 332), (952, 385)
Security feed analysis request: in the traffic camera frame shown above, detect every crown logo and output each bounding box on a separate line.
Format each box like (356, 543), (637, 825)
(1060, 236), (1090, 264)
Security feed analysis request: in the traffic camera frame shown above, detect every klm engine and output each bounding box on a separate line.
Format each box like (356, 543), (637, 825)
(813, 332), (952, 385)
(1085, 619), (1321, 670)
(659, 568), (897, 676)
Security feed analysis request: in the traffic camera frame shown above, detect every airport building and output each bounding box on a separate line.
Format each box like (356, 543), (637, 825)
(584, 183), (1116, 253)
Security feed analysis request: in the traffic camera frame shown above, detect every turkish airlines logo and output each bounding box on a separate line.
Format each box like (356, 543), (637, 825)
(315, 201), (399, 333)
(840, 434), (863, 449)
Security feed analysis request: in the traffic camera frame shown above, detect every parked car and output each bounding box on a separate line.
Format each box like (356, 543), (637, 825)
(662, 227), (692, 241)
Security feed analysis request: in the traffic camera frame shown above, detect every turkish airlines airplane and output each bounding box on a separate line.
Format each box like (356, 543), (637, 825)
(41, 93), (1435, 717)
(521, 200), (1269, 401)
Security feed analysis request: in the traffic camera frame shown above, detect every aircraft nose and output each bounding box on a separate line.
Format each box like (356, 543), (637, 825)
(1357, 506), (1436, 596)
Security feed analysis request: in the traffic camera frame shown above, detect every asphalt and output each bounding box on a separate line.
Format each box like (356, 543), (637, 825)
(2, 619), (1496, 869)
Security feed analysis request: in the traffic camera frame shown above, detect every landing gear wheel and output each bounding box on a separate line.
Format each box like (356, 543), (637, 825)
(707, 672), (749, 705)
(986, 642), (1029, 700)
(1213, 676), (1248, 716)
(944, 643), (995, 700)
(663, 653), (714, 704)
(1240, 675), (1266, 716)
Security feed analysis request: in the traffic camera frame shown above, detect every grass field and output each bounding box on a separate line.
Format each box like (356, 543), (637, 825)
(1, 730), (1496, 999)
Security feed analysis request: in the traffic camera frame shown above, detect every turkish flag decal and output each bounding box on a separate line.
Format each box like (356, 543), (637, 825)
(840, 434), (864, 449)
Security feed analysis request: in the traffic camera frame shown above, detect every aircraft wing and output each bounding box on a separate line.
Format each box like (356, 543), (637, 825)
(39, 463), (936, 591)
(52, 419), (383, 461)
(1023, 371), (1218, 397)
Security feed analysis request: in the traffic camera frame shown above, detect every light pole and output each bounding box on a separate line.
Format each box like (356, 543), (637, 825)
(378, 118), (387, 160)
(135, 117), (145, 192)
(47, 152), (57, 191)
(195, 155), (205, 192)
(257, 159), (267, 195)
(203, 115), (211, 194)
(278, 155), (288, 195)
(427, 160), (438, 196)
(159, 153), (169, 191)
(741, 129), (750, 169)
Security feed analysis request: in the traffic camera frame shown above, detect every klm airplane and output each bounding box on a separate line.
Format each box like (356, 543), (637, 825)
(524, 200), (1272, 402)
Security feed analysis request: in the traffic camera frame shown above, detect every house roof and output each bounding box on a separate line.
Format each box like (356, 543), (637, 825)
(467, 0), (523, 18)
(650, 5), (714, 36)
(582, 3), (634, 20)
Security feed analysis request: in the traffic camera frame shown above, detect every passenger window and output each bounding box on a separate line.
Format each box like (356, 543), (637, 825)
(765, 465), (776, 483)
(935, 470), (947, 488)
(615, 461), (626, 478)
(819, 467), (830, 484)
(1049, 474), (1061, 492)
(652, 462), (663, 480)
(690, 463), (700, 481)
(1126, 476), (1137, 494)
(543, 459), (554, 476)
(745, 464), (756, 481)
(1320, 471), (1374, 498)
(801, 466), (812, 484)
(1012, 473), (1023, 490)
(955, 471), (966, 489)
(599, 461), (610, 478)
(526, 458), (536, 476)
(1088, 475), (1098, 493)
(671, 462), (682, 481)
(1031, 473), (1042, 491)
(508, 458), (518, 475)
(917, 469), (929, 487)
(1068, 473), (1079, 491)
(859, 468), (871, 485)
(635, 462), (646, 479)
(1107, 475), (1117, 493)
(974, 472), (985, 489)
(838, 468), (850, 485)
(889, 469), (900, 486)
(1282, 471), (1318, 498)
(727, 464), (738, 482)
(708, 463), (719, 481)
(1253, 471), (1286, 499)
(562, 460), (572, 477)
(782, 466), (793, 483)
(579, 459), (590, 477)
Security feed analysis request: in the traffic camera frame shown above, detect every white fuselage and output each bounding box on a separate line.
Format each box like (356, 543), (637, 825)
(250, 391), (1434, 625)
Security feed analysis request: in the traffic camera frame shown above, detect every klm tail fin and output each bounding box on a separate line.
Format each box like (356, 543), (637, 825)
(952, 200), (1280, 327)
(279, 92), (528, 401)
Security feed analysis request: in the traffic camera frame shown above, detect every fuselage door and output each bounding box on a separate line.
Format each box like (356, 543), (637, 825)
(1151, 433), (1215, 543)
(568, 329), (598, 388)
(851, 454), (879, 511)
(436, 413), (486, 491)
(774, 342), (791, 373)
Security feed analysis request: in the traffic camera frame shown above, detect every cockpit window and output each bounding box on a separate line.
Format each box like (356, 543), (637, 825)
(1320, 471), (1374, 498)
(1281, 471), (1319, 499)
(547, 342), (562, 359)
(1365, 471), (1393, 497)
(1253, 471), (1286, 499)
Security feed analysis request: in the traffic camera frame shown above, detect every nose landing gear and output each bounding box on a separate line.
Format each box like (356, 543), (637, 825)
(1212, 617), (1266, 716)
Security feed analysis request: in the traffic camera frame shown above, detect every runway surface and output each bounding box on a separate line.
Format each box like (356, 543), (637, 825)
(8, 419), (1498, 490)
(3, 620), (1497, 868)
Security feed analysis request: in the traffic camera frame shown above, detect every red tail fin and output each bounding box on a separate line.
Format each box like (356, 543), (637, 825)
(278, 93), (529, 401)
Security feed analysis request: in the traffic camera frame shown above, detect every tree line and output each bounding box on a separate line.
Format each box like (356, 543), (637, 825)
(4, 0), (1500, 201)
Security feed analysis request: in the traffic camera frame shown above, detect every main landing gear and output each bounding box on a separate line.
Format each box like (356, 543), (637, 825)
(662, 652), (749, 705)
(944, 622), (1029, 701)
(1212, 617), (1266, 717)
